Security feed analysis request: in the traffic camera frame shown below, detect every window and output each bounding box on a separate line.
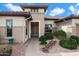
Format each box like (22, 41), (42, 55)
(45, 24), (52, 30)
(45, 24), (52, 34)
(31, 9), (38, 13)
(6, 19), (13, 37)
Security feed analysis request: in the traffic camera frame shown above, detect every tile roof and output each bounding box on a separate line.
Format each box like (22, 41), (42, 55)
(45, 16), (64, 21)
(20, 5), (48, 10)
(0, 12), (31, 18)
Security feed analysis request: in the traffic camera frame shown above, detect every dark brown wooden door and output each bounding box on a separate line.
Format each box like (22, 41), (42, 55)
(31, 22), (39, 37)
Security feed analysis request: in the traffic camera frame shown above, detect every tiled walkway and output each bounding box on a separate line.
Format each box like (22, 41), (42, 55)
(11, 43), (26, 56)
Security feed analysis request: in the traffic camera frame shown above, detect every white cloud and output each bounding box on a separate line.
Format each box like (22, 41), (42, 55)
(5, 3), (23, 11)
(68, 4), (79, 15)
(69, 5), (76, 14)
(77, 10), (79, 13)
(49, 7), (65, 16)
(75, 3), (79, 7)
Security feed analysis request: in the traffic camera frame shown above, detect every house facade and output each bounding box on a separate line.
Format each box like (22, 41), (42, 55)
(0, 5), (79, 44)
(55, 15), (79, 37)
(0, 12), (32, 43)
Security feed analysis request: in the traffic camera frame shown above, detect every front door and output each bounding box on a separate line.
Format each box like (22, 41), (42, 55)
(31, 22), (39, 37)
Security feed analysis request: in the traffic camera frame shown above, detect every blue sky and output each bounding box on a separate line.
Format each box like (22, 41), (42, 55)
(0, 3), (79, 16)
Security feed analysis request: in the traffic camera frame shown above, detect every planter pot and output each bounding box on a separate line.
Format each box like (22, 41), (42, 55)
(5, 37), (14, 44)
(8, 39), (14, 44)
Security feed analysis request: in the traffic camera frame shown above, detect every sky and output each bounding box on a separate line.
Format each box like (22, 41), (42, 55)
(0, 3), (79, 16)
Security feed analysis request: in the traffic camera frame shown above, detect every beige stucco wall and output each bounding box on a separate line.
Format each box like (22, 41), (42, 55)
(38, 9), (44, 13)
(72, 19), (79, 36)
(0, 16), (26, 26)
(0, 27), (6, 39)
(55, 19), (79, 37)
(45, 20), (56, 27)
(0, 16), (27, 43)
(72, 19), (79, 24)
(56, 20), (73, 37)
(29, 13), (45, 38)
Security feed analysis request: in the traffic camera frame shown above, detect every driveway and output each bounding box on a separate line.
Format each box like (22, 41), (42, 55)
(25, 38), (79, 56)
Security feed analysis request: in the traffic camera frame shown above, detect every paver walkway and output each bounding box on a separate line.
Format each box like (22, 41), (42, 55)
(11, 43), (26, 56)
(25, 38), (79, 56)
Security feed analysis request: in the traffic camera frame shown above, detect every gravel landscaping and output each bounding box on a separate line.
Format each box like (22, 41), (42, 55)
(9, 38), (79, 56)
(25, 38), (79, 56)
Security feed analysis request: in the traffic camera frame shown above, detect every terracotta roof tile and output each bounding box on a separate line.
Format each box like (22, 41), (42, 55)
(20, 5), (48, 10)
(0, 12), (31, 18)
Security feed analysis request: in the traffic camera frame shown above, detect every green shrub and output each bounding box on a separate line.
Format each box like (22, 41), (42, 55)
(39, 36), (47, 41)
(69, 35), (79, 44)
(0, 45), (12, 56)
(40, 41), (47, 45)
(53, 30), (67, 40)
(45, 33), (53, 40)
(59, 38), (77, 50)
(59, 38), (67, 48)
(39, 33), (53, 45)
(39, 36), (47, 45)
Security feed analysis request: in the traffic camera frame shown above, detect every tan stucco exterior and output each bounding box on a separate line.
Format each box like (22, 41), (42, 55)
(1, 15), (79, 43)
(56, 20), (73, 37)
(22, 6), (47, 38)
(28, 13), (45, 38)
(0, 12), (45, 43)
(1, 5), (79, 44)
(55, 18), (79, 37)
(0, 16), (27, 43)
(0, 16), (26, 26)
(72, 19), (79, 36)
(45, 20), (56, 27)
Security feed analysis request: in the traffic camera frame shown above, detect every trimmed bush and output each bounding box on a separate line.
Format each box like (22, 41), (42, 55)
(45, 33), (53, 40)
(69, 35), (79, 44)
(39, 33), (53, 45)
(40, 41), (47, 45)
(59, 38), (77, 50)
(53, 30), (67, 40)
(39, 36), (47, 45)
(0, 45), (12, 56)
